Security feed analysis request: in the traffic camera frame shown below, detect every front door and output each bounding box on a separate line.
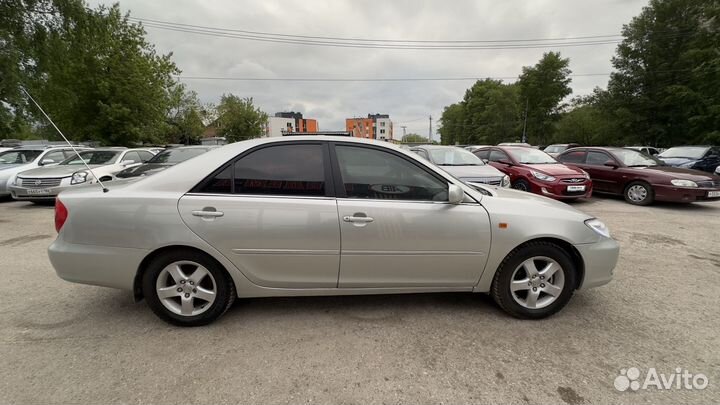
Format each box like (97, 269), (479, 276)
(178, 143), (340, 288)
(332, 144), (491, 288)
(583, 151), (621, 193)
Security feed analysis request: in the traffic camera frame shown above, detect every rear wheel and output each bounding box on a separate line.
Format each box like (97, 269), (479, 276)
(142, 250), (235, 326)
(512, 178), (531, 192)
(491, 242), (576, 319)
(624, 181), (654, 205)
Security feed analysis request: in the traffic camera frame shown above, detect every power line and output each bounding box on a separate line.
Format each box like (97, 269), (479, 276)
(174, 73), (612, 82)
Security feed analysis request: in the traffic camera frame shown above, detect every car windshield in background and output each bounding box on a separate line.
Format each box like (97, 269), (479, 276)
(613, 149), (660, 167)
(149, 148), (206, 164)
(658, 146), (708, 159)
(61, 151), (120, 165)
(0, 150), (42, 164)
(507, 148), (556, 164)
(544, 145), (564, 153)
(429, 148), (484, 166)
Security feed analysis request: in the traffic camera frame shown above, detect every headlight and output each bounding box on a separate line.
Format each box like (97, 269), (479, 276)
(670, 179), (698, 187)
(71, 171), (88, 185)
(678, 161), (696, 168)
(585, 218), (611, 238)
(501, 175), (511, 187)
(580, 169), (590, 179)
(531, 170), (556, 182)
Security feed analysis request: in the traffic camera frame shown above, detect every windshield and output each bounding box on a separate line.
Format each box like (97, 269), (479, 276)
(613, 149), (660, 166)
(658, 146), (708, 159)
(428, 148), (484, 166)
(61, 150), (120, 165)
(507, 148), (557, 164)
(544, 145), (564, 153)
(0, 150), (42, 164)
(148, 148), (207, 164)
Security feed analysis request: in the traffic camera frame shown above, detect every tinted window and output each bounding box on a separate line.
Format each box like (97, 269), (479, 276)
(559, 150), (586, 164)
(200, 166), (232, 194)
(428, 148), (483, 166)
(335, 145), (448, 201)
(488, 150), (510, 162)
(474, 149), (490, 160)
(586, 151), (613, 165)
(138, 151), (154, 162)
(234, 144), (325, 196)
(658, 146), (708, 159)
(43, 150), (69, 164)
(149, 148), (207, 164)
(61, 150), (120, 165)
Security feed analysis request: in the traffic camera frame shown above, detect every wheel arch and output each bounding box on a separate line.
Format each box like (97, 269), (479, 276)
(498, 237), (585, 290)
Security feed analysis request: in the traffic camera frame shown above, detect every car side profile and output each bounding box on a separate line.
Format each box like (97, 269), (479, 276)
(556, 147), (720, 205)
(49, 136), (619, 326)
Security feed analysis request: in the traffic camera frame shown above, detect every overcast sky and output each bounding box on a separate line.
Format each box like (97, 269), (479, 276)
(88, 0), (648, 138)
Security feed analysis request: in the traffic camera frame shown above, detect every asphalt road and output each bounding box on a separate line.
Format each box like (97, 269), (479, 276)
(0, 196), (718, 404)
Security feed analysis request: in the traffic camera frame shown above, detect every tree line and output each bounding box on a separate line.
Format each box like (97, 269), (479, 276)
(0, 0), (267, 145)
(440, 0), (720, 148)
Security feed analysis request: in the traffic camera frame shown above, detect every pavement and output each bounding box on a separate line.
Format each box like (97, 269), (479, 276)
(0, 196), (718, 404)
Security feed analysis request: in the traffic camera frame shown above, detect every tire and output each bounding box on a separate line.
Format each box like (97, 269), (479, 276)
(512, 178), (531, 192)
(623, 181), (654, 206)
(491, 241), (577, 319)
(142, 250), (236, 326)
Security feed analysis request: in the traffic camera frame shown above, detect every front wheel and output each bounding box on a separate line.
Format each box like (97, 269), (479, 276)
(491, 242), (577, 319)
(142, 250), (236, 326)
(624, 181), (654, 205)
(512, 178), (531, 192)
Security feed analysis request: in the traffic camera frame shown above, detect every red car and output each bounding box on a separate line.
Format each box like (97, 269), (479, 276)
(473, 146), (592, 200)
(556, 147), (720, 205)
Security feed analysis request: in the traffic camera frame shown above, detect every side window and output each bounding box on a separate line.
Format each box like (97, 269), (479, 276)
(123, 151), (141, 163)
(233, 144), (325, 196)
(488, 150), (509, 162)
(559, 150), (587, 164)
(335, 145), (448, 201)
(42, 150), (66, 164)
(137, 151), (154, 162)
(586, 151), (613, 166)
(200, 166), (232, 194)
(474, 149), (490, 160)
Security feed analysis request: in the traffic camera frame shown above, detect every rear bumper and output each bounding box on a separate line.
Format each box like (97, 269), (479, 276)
(575, 237), (620, 290)
(652, 185), (720, 203)
(48, 238), (148, 290)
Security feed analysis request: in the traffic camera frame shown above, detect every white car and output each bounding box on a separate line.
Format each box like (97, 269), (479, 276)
(9, 148), (155, 202)
(0, 146), (88, 198)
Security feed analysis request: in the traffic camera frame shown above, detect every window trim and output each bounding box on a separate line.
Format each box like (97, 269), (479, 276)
(329, 142), (451, 202)
(190, 141), (335, 197)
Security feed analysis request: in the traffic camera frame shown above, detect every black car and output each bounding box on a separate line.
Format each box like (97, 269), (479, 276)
(657, 146), (720, 173)
(115, 146), (219, 178)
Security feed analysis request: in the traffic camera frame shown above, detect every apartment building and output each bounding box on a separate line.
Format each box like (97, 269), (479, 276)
(266, 112), (319, 137)
(345, 114), (393, 140)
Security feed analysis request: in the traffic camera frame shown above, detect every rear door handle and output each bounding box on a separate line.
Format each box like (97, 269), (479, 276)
(343, 215), (374, 223)
(192, 209), (224, 218)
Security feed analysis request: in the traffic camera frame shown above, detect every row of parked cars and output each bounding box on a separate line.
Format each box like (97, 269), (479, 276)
(0, 145), (218, 203)
(409, 144), (720, 206)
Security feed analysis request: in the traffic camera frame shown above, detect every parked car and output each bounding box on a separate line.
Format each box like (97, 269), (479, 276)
(499, 142), (532, 147)
(49, 136), (619, 326)
(556, 147), (720, 205)
(0, 146), (89, 199)
(625, 146), (661, 156)
(543, 143), (581, 158)
(473, 146), (592, 200)
(464, 145), (491, 152)
(409, 145), (510, 187)
(657, 146), (720, 173)
(116, 146), (218, 178)
(9, 148), (155, 202)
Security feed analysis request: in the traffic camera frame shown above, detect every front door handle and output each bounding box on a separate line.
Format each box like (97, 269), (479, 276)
(192, 208), (224, 218)
(343, 215), (374, 223)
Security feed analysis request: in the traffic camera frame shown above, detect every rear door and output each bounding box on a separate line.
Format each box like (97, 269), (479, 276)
(178, 142), (341, 288)
(332, 143), (491, 288)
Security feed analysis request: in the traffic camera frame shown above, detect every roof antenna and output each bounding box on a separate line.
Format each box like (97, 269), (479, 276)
(21, 88), (109, 193)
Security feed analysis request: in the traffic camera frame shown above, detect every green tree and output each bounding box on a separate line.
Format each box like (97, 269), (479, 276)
(439, 103), (464, 145)
(401, 133), (428, 143)
(216, 94), (268, 142)
(518, 52), (573, 146)
(461, 79), (521, 145)
(162, 85), (204, 144)
(607, 0), (720, 146)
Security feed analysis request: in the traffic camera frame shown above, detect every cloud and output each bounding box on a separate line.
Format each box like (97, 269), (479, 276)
(88, 0), (647, 136)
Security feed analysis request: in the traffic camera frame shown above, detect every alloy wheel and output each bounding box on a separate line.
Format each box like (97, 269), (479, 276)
(155, 260), (217, 316)
(509, 256), (565, 309)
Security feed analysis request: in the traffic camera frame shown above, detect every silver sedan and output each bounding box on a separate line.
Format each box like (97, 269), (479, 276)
(48, 136), (619, 326)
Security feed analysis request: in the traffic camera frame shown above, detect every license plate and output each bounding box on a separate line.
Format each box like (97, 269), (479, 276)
(709, 191), (720, 198)
(567, 185), (586, 192)
(27, 188), (51, 195)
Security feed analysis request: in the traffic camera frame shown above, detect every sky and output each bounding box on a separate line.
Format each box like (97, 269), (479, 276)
(88, 0), (649, 139)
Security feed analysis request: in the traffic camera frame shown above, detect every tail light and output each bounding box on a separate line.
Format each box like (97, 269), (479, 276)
(55, 198), (68, 233)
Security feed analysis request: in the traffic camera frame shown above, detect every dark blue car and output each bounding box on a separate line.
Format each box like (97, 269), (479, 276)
(657, 146), (720, 174)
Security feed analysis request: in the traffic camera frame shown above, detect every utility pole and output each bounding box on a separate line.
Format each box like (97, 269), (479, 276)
(428, 115), (433, 143)
(521, 98), (529, 144)
(401, 126), (407, 138)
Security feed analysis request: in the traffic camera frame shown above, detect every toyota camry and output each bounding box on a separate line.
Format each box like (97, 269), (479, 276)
(49, 136), (619, 326)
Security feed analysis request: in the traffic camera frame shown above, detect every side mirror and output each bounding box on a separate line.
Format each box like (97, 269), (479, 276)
(448, 183), (464, 204)
(39, 159), (55, 166)
(604, 161), (619, 168)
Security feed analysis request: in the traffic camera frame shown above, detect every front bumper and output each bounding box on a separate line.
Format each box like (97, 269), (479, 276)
(9, 179), (73, 200)
(652, 185), (720, 203)
(530, 178), (593, 200)
(575, 237), (620, 290)
(48, 237), (149, 290)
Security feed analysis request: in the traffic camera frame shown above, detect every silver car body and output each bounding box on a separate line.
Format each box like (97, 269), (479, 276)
(410, 145), (510, 187)
(49, 136), (618, 300)
(0, 146), (88, 197)
(9, 148), (155, 201)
